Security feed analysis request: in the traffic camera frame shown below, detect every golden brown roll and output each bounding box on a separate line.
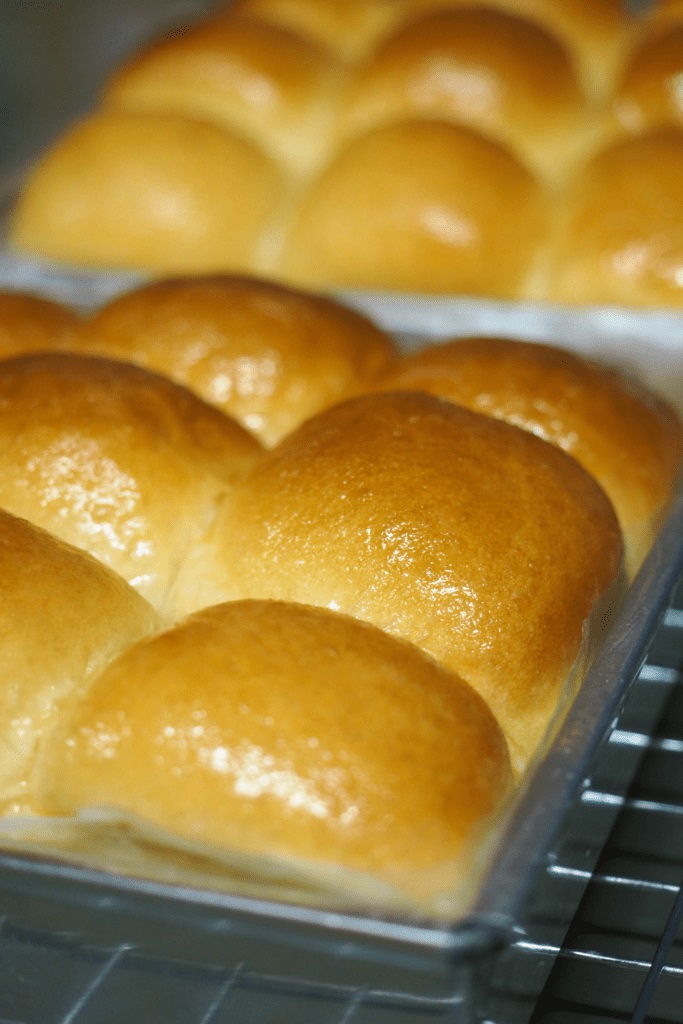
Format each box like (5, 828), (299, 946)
(644, 0), (683, 31)
(547, 128), (683, 309)
(611, 24), (683, 136)
(368, 337), (683, 578)
(0, 509), (158, 813)
(222, 0), (410, 59)
(102, 18), (345, 176)
(0, 353), (263, 616)
(337, 8), (592, 186)
(399, 0), (636, 101)
(175, 391), (624, 771)
(68, 276), (398, 447)
(34, 599), (512, 894)
(280, 118), (550, 296)
(8, 111), (284, 274)
(0, 291), (79, 358)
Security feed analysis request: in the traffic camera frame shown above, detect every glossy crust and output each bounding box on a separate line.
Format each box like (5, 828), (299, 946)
(9, 111), (284, 274)
(337, 8), (590, 185)
(281, 119), (550, 296)
(35, 599), (512, 887)
(611, 25), (683, 135)
(0, 292), (80, 358)
(548, 128), (683, 309)
(0, 353), (263, 615)
(175, 391), (624, 770)
(369, 337), (683, 578)
(69, 276), (398, 446)
(0, 510), (158, 810)
(103, 18), (344, 175)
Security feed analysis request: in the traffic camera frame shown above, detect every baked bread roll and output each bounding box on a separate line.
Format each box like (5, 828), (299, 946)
(0, 291), (80, 358)
(399, 0), (636, 101)
(611, 24), (683, 136)
(175, 391), (624, 771)
(8, 111), (284, 274)
(0, 353), (263, 616)
(222, 0), (410, 59)
(34, 599), (512, 896)
(336, 7), (592, 186)
(368, 337), (683, 579)
(0, 509), (158, 813)
(68, 275), (398, 447)
(102, 18), (344, 176)
(281, 118), (550, 296)
(548, 127), (683, 309)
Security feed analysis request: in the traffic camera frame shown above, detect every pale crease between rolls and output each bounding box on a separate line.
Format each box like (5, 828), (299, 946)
(9, 0), (683, 308)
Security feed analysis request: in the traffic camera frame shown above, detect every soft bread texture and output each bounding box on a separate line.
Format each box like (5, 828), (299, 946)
(67, 276), (399, 447)
(102, 18), (345, 176)
(9, 111), (285, 274)
(281, 119), (550, 296)
(0, 292), (80, 357)
(336, 8), (592, 186)
(175, 391), (624, 771)
(35, 599), (512, 893)
(547, 128), (683, 309)
(368, 337), (683, 579)
(611, 24), (683, 136)
(0, 509), (158, 812)
(0, 353), (263, 615)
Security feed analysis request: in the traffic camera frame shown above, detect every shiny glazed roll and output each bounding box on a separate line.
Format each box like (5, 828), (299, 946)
(337, 7), (591, 186)
(0, 353), (263, 616)
(102, 18), (344, 176)
(548, 128), (683, 309)
(69, 276), (398, 447)
(0, 509), (158, 812)
(34, 599), (512, 894)
(0, 291), (80, 358)
(174, 391), (624, 771)
(281, 119), (550, 296)
(9, 111), (285, 274)
(368, 337), (683, 579)
(611, 24), (683, 136)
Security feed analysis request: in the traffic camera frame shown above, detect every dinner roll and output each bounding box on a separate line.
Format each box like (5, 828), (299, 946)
(0, 353), (262, 616)
(368, 337), (683, 578)
(103, 18), (344, 176)
(280, 119), (550, 296)
(222, 0), (410, 59)
(399, 0), (636, 101)
(35, 599), (512, 893)
(0, 509), (158, 813)
(68, 275), (398, 447)
(548, 128), (683, 309)
(611, 24), (683, 136)
(175, 391), (624, 771)
(0, 291), (79, 358)
(337, 8), (592, 186)
(8, 110), (284, 274)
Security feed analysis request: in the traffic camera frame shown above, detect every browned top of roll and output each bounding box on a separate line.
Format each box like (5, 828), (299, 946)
(548, 128), (683, 308)
(0, 509), (158, 811)
(103, 18), (344, 176)
(0, 353), (263, 615)
(70, 276), (398, 447)
(0, 291), (80, 358)
(611, 24), (683, 136)
(9, 111), (284, 274)
(369, 337), (683, 578)
(35, 599), (512, 889)
(175, 391), (624, 770)
(337, 8), (590, 186)
(281, 118), (550, 296)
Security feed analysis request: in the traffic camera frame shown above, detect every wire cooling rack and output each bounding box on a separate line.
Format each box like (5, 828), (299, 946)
(0, 574), (680, 1024)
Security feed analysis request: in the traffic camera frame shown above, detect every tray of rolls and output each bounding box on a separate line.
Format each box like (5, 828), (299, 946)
(0, 0), (682, 966)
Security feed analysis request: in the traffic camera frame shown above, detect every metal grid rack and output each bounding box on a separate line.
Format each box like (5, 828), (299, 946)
(0, 573), (680, 1024)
